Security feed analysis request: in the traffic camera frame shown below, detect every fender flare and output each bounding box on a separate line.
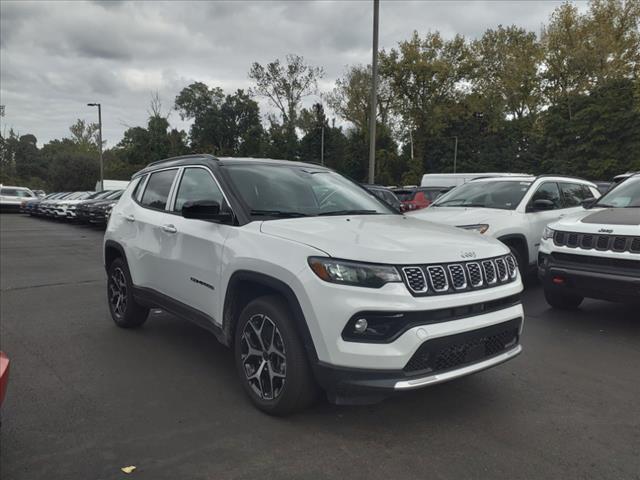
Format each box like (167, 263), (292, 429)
(223, 270), (318, 362)
(497, 233), (529, 266)
(103, 239), (128, 273)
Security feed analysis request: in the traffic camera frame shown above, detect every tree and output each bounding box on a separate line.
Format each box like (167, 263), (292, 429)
(249, 54), (324, 159)
(380, 31), (471, 182)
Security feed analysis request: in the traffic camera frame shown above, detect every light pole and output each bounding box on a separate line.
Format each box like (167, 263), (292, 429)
(320, 124), (325, 166)
(452, 135), (458, 173)
(87, 103), (103, 191)
(367, 0), (379, 184)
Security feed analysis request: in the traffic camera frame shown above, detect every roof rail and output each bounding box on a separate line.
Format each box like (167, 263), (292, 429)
(146, 154), (217, 168)
(534, 174), (595, 183)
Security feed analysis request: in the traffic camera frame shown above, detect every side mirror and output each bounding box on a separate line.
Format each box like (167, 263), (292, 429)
(581, 198), (596, 208)
(182, 200), (232, 223)
(529, 199), (555, 212)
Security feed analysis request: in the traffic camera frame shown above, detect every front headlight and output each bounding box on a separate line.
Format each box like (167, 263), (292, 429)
(542, 226), (555, 240)
(308, 257), (401, 288)
(458, 224), (489, 234)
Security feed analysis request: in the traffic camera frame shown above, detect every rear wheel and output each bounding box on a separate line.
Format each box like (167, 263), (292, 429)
(107, 257), (149, 328)
(234, 295), (318, 415)
(544, 287), (583, 310)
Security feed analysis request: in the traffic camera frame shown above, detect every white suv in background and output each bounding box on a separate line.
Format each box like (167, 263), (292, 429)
(0, 185), (36, 212)
(409, 176), (601, 274)
(539, 174), (639, 308)
(104, 155), (525, 415)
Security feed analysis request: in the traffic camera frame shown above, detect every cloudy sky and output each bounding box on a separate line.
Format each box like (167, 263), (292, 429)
(0, 0), (587, 147)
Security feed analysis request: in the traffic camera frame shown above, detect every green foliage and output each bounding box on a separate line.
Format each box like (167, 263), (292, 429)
(4, 0), (639, 190)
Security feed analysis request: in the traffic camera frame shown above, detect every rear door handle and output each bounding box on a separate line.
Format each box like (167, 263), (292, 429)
(162, 224), (177, 234)
(125, 214), (135, 222)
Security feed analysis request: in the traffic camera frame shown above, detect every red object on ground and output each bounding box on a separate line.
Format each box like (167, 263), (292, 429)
(0, 351), (10, 406)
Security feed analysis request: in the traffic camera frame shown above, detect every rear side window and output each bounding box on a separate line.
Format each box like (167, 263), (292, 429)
(559, 183), (594, 207)
(140, 169), (177, 210)
(173, 168), (224, 213)
(131, 175), (147, 201)
(1, 188), (33, 197)
(531, 182), (562, 209)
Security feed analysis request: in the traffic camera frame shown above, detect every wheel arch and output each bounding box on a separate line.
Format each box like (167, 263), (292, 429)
(104, 240), (128, 273)
(498, 233), (529, 266)
(222, 270), (318, 362)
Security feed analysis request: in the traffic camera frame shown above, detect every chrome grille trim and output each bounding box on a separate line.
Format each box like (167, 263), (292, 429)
(447, 264), (467, 290)
(466, 262), (484, 287)
(402, 267), (428, 293)
(505, 255), (518, 279)
(554, 231), (639, 254)
(427, 266), (449, 292)
(495, 258), (508, 282)
(482, 260), (497, 284)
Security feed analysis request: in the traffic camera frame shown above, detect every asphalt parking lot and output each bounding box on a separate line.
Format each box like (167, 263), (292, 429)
(1, 213), (638, 480)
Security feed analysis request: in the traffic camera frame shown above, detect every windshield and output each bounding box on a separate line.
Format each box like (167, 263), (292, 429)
(224, 164), (396, 218)
(433, 180), (532, 210)
(594, 176), (639, 207)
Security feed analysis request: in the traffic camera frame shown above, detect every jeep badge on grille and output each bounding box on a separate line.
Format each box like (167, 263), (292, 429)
(460, 251), (477, 259)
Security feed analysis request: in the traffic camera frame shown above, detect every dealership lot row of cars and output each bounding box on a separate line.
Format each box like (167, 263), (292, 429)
(3, 165), (638, 415)
(20, 189), (124, 225)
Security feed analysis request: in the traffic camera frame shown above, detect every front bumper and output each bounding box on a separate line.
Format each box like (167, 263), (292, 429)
(313, 317), (522, 402)
(538, 244), (640, 303)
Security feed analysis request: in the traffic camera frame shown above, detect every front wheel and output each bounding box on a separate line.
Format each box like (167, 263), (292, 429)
(107, 257), (149, 328)
(234, 295), (318, 415)
(544, 287), (583, 310)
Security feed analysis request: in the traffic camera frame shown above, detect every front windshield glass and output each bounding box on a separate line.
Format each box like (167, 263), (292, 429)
(224, 164), (396, 218)
(432, 180), (532, 210)
(594, 176), (639, 207)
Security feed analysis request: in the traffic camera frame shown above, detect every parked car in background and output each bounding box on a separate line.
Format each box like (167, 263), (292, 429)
(409, 175), (601, 274)
(95, 179), (130, 191)
(74, 190), (122, 222)
(104, 155), (524, 415)
(538, 174), (639, 308)
(421, 173), (529, 189)
(36, 192), (70, 216)
(0, 351), (9, 407)
(87, 190), (124, 225)
(612, 171), (638, 184)
(33, 190), (46, 197)
(1, 185), (37, 212)
(393, 186), (449, 211)
(363, 184), (402, 211)
(51, 192), (94, 219)
(22, 192), (56, 214)
(593, 181), (613, 194)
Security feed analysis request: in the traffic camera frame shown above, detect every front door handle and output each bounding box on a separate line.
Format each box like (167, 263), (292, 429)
(161, 224), (177, 234)
(125, 214), (135, 222)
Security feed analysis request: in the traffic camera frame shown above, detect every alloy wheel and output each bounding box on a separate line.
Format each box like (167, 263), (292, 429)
(108, 267), (128, 318)
(240, 314), (287, 400)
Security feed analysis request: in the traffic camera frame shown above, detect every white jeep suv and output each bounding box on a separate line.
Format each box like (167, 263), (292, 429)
(409, 176), (601, 274)
(538, 174), (639, 308)
(104, 155), (524, 414)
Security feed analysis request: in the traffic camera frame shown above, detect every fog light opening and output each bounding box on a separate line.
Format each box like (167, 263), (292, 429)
(354, 318), (368, 334)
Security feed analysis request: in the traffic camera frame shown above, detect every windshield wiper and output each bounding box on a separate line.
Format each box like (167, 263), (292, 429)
(250, 209), (310, 218)
(318, 209), (380, 216)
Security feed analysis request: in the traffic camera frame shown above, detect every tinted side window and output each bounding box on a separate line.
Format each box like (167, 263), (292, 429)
(132, 175), (147, 201)
(140, 169), (177, 210)
(531, 182), (562, 210)
(560, 182), (593, 207)
(173, 168), (224, 213)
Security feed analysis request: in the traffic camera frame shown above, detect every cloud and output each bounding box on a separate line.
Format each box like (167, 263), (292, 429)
(0, 0), (588, 146)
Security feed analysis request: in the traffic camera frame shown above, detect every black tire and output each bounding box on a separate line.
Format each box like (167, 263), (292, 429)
(234, 295), (318, 415)
(544, 287), (583, 310)
(107, 257), (149, 328)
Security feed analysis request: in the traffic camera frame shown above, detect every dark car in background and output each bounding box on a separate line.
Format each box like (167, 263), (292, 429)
(392, 186), (449, 211)
(363, 184), (403, 211)
(86, 190), (124, 226)
(76, 190), (122, 223)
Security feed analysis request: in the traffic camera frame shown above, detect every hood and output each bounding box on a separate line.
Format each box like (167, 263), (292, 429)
(550, 207), (640, 236)
(408, 206), (515, 227)
(259, 214), (508, 264)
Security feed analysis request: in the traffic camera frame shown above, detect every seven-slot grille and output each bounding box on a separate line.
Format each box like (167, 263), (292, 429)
(554, 230), (640, 254)
(402, 267), (427, 293)
(401, 255), (517, 296)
